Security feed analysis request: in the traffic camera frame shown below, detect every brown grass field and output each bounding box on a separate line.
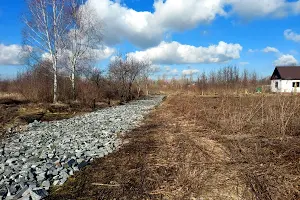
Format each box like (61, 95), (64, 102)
(43, 92), (299, 199)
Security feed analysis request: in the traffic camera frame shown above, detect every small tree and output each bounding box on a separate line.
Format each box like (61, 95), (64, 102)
(64, 0), (103, 100)
(135, 62), (155, 96)
(109, 55), (150, 101)
(242, 68), (249, 88)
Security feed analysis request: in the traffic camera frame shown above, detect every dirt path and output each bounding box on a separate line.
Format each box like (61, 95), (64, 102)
(47, 94), (299, 200)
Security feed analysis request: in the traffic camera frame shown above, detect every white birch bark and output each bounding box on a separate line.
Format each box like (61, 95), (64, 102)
(23, 0), (69, 103)
(66, 0), (102, 100)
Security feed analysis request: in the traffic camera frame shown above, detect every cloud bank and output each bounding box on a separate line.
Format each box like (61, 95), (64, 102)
(129, 41), (243, 65)
(182, 69), (200, 76)
(0, 44), (26, 65)
(263, 46), (279, 53)
(273, 54), (298, 66)
(284, 29), (300, 43)
(85, 0), (300, 48)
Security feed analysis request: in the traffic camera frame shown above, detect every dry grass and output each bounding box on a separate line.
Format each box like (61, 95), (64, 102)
(171, 93), (300, 199)
(47, 92), (300, 200)
(0, 92), (115, 140)
(0, 92), (25, 100)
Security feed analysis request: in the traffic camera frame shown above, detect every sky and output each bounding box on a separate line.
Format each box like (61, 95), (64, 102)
(0, 0), (300, 79)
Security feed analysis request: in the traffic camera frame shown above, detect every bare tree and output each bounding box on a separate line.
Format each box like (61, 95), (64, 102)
(109, 55), (150, 101)
(242, 68), (249, 88)
(135, 62), (155, 96)
(64, 0), (103, 100)
(198, 71), (207, 95)
(23, 0), (71, 103)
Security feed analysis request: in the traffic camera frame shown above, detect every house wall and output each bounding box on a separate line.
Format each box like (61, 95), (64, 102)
(271, 80), (300, 93)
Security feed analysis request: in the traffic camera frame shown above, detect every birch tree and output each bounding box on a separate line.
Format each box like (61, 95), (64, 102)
(135, 62), (154, 96)
(65, 0), (102, 100)
(23, 0), (70, 103)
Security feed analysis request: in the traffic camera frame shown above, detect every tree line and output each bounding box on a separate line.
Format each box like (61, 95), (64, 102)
(152, 66), (269, 94)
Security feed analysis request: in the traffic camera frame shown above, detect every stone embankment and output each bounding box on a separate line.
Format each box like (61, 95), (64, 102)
(0, 96), (165, 200)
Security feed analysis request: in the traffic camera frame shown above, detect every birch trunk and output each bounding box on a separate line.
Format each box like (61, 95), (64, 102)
(53, 59), (58, 103)
(71, 63), (76, 101)
(145, 82), (149, 96)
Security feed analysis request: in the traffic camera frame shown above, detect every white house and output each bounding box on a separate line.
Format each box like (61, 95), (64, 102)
(271, 66), (300, 93)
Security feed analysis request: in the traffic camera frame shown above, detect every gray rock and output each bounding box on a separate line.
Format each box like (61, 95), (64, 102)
(78, 161), (88, 170)
(51, 169), (58, 176)
(59, 171), (69, 180)
(21, 185), (33, 198)
(0, 186), (7, 197)
(13, 185), (29, 199)
(59, 178), (67, 185)
(6, 158), (18, 165)
(48, 153), (54, 159)
(13, 152), (20, 157)
(30, 188), (48, 200)
(8, 184), (17, 195)
(53, 180), (59, 186)
(41, 180), (50, 190)
(69, 170), (74, 176)
(28, 172), (35, 181)
(5, 195), (15, 200)
(67, 159), (76, 167)
(2, 169), (12, 178)
(19, 195), (31, 200)
(36, 173), (45, 182)
(72, 166), (79, 172)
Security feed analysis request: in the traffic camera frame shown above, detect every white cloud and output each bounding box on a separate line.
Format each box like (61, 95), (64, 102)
(42, 46), (115, 62)
(239, 62), (249, 66)
(85, 0), (162, 48)
(171, 69), (178, 74)
(164, 66), (171, 71)
(248, 49), (258, 53)
(164, 66), (178, 74)
(85, 0), (226, 48)
(150, 65), (161, 73)
(93, 46), (115, 60)
(153, 0), (226, 31)
(249, 47), (280, 54)
(291, 1), (300, 14)
(284, 29), (300, 43)
(273, 54), (298, 66)
(226, 0), (300, 19)
(263, 46), (279, 53)
(226, 0), (287, 19)
(0, 44), (28, 65)
(83, 0), (300, 48)
(182, 69), (200, 76)
(129, 41), (242, 65)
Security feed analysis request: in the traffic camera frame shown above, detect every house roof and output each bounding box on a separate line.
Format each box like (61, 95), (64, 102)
(271, 66), (300, 80)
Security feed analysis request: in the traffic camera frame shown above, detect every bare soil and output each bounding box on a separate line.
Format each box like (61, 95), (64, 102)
(44, 93), (299, 199)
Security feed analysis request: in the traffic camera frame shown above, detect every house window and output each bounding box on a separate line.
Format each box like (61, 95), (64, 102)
(275, 81), (278, 88)
(292, 82), (300, 87)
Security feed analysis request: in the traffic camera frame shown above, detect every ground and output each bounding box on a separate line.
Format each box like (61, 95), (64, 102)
(0, 93), (114, 140)
(46, 93), (300, 200)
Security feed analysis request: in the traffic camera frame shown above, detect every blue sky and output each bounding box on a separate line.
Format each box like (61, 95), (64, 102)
(1, 0), (300, 79)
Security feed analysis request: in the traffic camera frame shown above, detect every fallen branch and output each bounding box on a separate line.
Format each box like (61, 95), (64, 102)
(91, 183), (121, 187)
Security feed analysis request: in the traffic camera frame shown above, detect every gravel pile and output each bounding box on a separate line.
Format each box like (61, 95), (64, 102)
(0, 96), (164, 200)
